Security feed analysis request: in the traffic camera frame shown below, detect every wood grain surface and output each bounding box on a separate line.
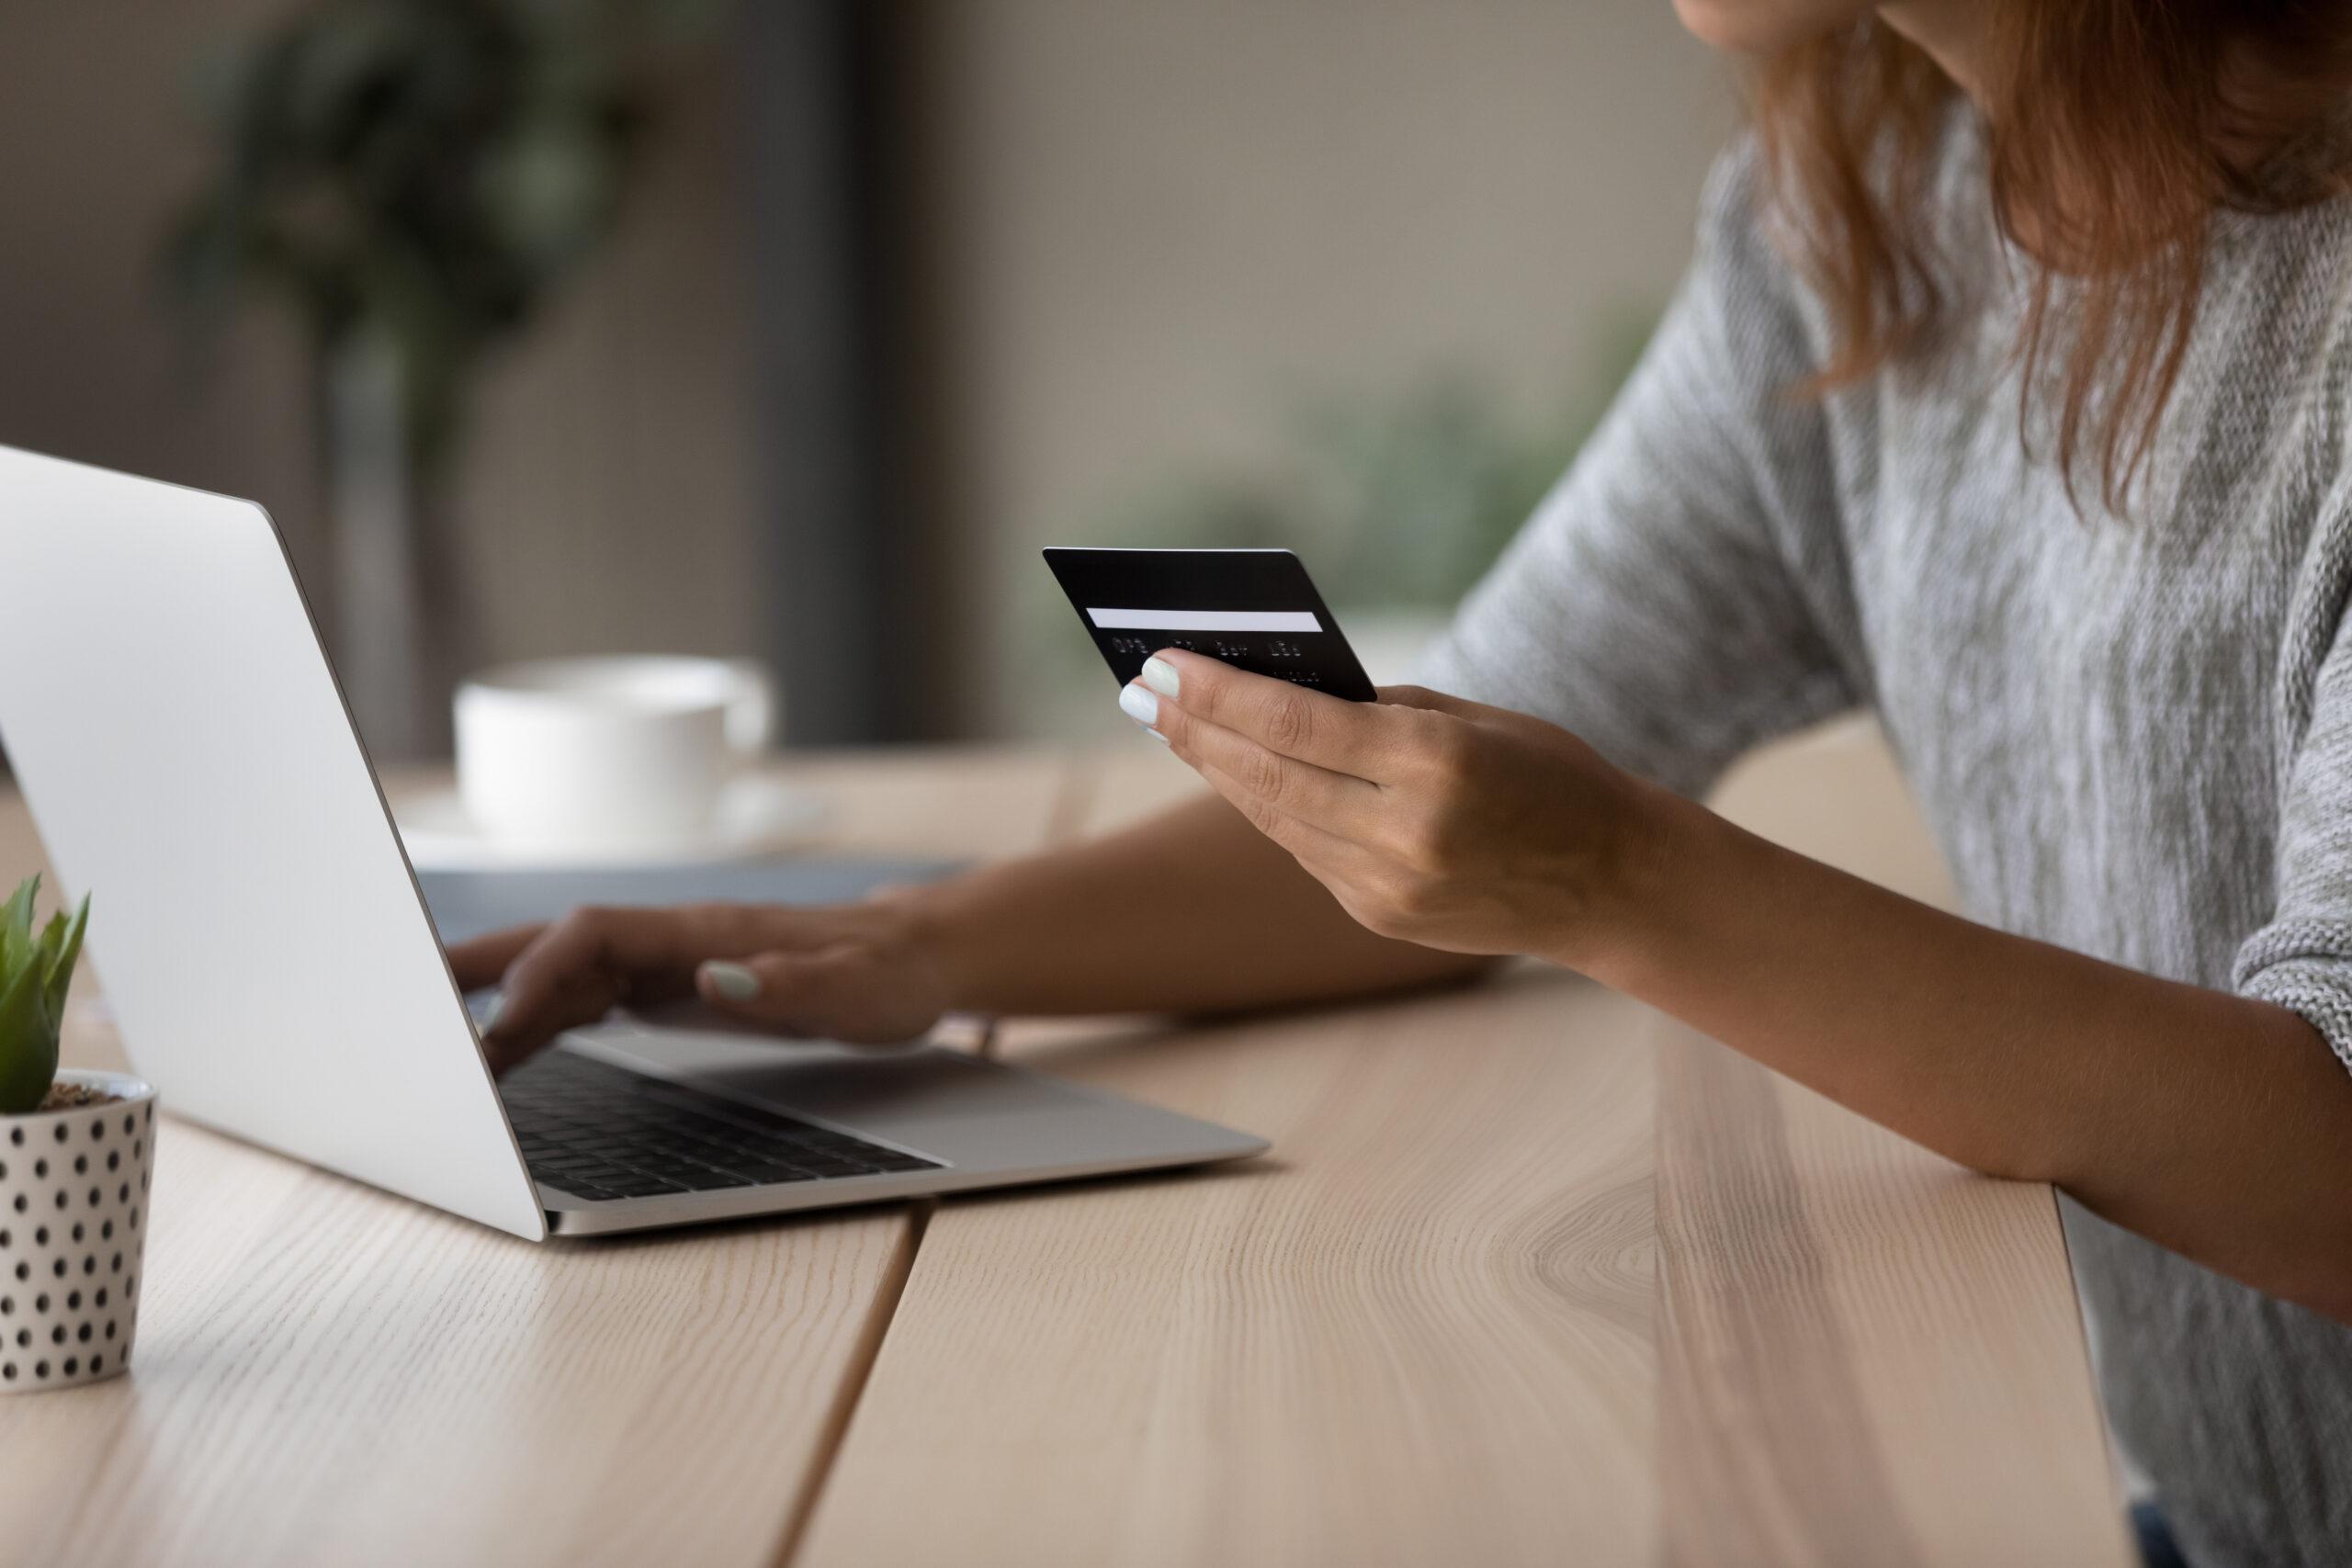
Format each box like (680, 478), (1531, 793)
(1654, 1023), (2128, 1568)
(800, 970), (1663, 1568)
(1655, 718), (2130, 1568)
(797, 739), (1668, 1567)
(0, 750), (1069, 1568)
(798, 724), (2128, 1567)
(0, 726), (2131, 1566)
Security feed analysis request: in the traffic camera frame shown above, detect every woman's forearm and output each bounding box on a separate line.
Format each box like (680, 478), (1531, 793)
(910, 792), (1490, 1019)
(1587, 792), (2352, 1321)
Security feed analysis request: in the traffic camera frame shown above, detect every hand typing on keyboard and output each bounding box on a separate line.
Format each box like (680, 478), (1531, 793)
(448, 899), (953, 1075)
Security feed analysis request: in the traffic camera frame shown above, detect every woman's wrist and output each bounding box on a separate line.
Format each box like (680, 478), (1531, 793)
(1543, 777), (1729, 990)
(877, 874), (989, 1014)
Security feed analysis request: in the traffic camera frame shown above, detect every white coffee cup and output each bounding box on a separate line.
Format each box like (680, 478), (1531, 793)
(454, 656), (777, 856)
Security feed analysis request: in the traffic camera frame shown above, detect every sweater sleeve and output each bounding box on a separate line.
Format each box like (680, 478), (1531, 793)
(2233, 575), (2352, 1073)
(1412, 140), (1861, 799)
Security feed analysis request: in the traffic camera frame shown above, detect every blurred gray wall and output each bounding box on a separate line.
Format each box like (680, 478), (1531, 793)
(0, 1), (1734, 750)
(893, 0), (1737, 736)
(0, 2), (323, 588)
(0, 0), (764, 758)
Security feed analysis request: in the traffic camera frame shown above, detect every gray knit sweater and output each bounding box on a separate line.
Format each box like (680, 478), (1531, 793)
(1419, 119), (2352, 1565)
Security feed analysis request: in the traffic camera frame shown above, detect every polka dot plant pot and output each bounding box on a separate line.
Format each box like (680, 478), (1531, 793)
(0, 1070), (154, 1392)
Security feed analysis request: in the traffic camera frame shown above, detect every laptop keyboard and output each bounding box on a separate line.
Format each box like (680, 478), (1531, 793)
(499, 1050), (942, 1202)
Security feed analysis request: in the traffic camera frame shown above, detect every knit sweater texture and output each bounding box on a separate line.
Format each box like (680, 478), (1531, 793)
(1418, 119), (2352, 1565)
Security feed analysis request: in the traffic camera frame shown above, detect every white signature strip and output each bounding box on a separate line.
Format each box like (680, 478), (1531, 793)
(1085, 608), (1322, 632)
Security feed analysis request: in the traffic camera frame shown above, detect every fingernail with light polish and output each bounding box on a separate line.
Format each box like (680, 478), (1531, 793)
(1140, 657), (1180, 699)
(1118, 682), (1159, 727)
(702, 961), (762, 1001)
(1145, 728), (1170, 747)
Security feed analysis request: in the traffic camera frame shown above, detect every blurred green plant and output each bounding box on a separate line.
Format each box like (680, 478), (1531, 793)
(163, 0), (725, 477)
(1019, 309), (1657, 732)
(0, 876), (89, 1116)
(161, 0), (727, 753)
(1083, 310), (1655, 610)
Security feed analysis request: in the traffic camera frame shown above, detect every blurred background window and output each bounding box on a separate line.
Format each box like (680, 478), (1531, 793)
(0, 0), (1727, 758)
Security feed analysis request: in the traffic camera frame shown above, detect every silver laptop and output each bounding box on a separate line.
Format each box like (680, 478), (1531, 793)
(0, 444), (1265, 1239)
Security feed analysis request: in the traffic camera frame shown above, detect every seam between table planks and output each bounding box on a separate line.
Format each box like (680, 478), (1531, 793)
(769, 750), (1099, 1564)
(0, 751), (1086, 1568)
(784, 747), (1666, 1566)
(769, 1201), (935, 1567)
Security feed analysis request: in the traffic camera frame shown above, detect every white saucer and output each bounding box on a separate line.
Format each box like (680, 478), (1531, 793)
(395, 775), (829, 871)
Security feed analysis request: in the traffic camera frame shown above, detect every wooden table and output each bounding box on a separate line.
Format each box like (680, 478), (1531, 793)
(0, 726), (2129, 1567)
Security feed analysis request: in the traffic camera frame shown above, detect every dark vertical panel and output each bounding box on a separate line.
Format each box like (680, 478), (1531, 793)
(737, 0), (923, 744)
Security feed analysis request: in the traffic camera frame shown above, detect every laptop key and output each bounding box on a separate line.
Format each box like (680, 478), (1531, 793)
(730, 1163), (815, 1183)
(549, 1183), (623, 1202)
(601, 1175), (691, 1198)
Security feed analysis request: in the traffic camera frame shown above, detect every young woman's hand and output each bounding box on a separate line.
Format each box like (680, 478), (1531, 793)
(447, 898), (954, 1073)
(1118, 649), (1670, 969)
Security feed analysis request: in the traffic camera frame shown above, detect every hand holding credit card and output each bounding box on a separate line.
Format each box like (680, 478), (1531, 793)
(1043, 547), (1378, 701)
(1043, 543), (1646, 974)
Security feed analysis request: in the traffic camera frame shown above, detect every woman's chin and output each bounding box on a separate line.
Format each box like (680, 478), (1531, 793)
(1670, 0), (1869, 54)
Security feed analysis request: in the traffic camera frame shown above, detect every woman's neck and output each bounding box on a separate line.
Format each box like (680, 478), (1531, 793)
(1877, 2), (1985, 102)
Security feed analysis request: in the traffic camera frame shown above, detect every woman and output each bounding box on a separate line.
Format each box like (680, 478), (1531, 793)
(456, 3), (2352, 1562)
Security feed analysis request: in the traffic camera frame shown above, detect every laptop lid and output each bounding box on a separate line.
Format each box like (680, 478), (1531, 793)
(0, 446), (543, 1239)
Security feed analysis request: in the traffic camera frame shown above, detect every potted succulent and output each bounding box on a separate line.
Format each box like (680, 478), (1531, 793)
(0, 875), (153, 1392)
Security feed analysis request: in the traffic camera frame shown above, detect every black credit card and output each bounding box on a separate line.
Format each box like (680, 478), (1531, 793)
(1043, 547), (1378, 702)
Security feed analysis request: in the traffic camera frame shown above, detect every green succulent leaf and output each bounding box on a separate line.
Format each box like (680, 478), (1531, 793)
(0, 944), (54, 1116)
(0, 874), (35, 978)
(33, 912), (67, 1009)
(42, 895), (89, 1028)
(0, 877), (86, 1113)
